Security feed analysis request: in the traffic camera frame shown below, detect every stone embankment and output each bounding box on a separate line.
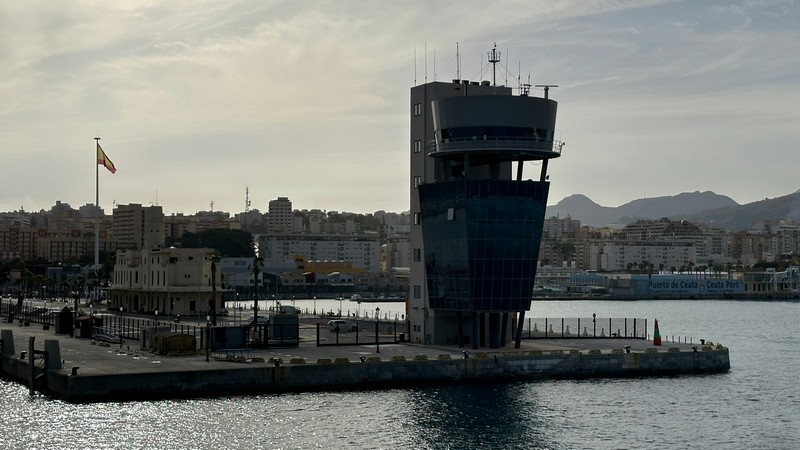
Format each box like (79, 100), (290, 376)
(0, 326), (730, 403)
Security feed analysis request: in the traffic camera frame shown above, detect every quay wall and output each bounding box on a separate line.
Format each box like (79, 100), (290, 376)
(1, 346), (730, 403)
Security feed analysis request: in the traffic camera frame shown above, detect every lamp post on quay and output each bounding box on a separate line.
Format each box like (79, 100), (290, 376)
(375, 307), (380, 353)
(206, 315), (211, 362)
(252, 255), (263, 331)
(210, 255), (220, 327)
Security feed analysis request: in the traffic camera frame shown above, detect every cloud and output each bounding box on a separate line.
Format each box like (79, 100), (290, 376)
(0, 0), (798, 215)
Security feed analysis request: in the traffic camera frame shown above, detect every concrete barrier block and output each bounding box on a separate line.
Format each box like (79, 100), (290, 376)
(550, 350), (564, 355)
(1, 330), (14, 356)
(668, 347), (681, 353)
(588, 349), (602, 355)
(611, 348), (624, 354)
(366, 356), (382, 363)
(474, 352), (489, 359)
(437, 354), (452, 360)
(316, 358), (333, 365)
(645, 348), (659, 353)
(333, 358), (350, 364)
(289, 358), (306, 364)
(391, 356), (406, 361)
(252, 357), (265, 363)
(528, 350), (543, 356)
(569, 349), (580, 355)
(413, 355), (428, 361)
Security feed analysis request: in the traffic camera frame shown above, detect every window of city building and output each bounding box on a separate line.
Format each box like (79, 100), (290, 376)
(413, 140), (422, 153)
(414, 176), (421, 189)
(414, 212), (420, 225)
(413, 248), (421, 262)
(413, 285), (421, 298)
(413, 103), (422, 116)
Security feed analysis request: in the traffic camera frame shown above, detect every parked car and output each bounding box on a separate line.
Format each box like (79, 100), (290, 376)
(269, 305), (300, 315)
(327, 319), (358, 332)
(248, 315), (270, 326)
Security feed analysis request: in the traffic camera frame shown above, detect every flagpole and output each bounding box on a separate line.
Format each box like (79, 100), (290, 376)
(94, 137), (101, 285)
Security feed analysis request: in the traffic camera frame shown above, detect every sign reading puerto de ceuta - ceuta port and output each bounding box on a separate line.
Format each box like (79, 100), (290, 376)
(648, 278), (744, 295)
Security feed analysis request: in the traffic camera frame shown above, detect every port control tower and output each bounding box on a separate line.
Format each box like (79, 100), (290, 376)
(408, 48), (563, 349)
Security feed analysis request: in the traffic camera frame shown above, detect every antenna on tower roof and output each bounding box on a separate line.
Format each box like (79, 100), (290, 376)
(245, 186), (251, 212)
(414, 47), (417, 85)
(535, 84), (559, 99)
(505, 48), (509, 86)
(521, 71), (532, 96)
(456, 42), (460, 81)
(487, 43), (501, 86)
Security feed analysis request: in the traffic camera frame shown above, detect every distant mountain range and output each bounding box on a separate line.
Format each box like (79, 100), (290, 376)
(545, 190), (800, 231)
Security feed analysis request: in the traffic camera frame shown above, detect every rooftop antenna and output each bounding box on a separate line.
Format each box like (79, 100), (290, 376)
(521, 72), (532, 96)
(424, 42), (428, 83)
(535, 84), (559, 99)
(210, 201), (214, 212)
(456, 42), (460, 80)
(487, 43), (501, 86)
(505, 48), (509, 86)
(245, 186), (251, 212)
(414, 47), (417, 85)
(433, 49), (437, 81)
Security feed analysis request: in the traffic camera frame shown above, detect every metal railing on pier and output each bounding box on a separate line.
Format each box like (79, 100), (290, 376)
(523, 317), (648, 339)
(315, 319), (405, 347)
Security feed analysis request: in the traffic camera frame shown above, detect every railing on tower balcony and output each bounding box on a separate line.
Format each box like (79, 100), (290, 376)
(427, 136), (564, 157)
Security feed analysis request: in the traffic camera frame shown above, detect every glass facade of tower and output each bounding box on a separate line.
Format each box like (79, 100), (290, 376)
(419, 179), (548, 312)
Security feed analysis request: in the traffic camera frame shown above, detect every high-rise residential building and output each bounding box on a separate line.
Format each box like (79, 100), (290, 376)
(408, 60), (563, 348)
(543, 216), (581, 238)
(257, 233), (381, 273)
(113, 204), (165, 250)
(267, 197), (293, 234)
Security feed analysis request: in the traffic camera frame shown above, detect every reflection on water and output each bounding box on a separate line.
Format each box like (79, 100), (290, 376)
(1, 300), (799, 448)
(404, 384), (556, 449)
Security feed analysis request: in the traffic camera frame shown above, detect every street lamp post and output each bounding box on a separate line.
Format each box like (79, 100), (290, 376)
(253, 256), (262, 330)
(313, 296), (316, 316)
(206, 315), (211, 362)
(375, 307), (380, 353)
(210, 256), (219, 327)
(71, 289), (81, 324)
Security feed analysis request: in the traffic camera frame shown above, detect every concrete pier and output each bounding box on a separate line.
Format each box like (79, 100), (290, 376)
(0, 324), (730, 403)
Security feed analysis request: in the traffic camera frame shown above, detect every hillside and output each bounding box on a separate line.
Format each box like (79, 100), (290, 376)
(545, 191), (739, 227)
(680, 192), (800, 231)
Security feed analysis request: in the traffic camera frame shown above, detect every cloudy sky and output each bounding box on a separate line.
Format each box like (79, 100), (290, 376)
(1, 0), (798, 216)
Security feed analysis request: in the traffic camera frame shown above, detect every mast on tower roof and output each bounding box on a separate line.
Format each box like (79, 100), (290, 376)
(487, 43), (501, 87)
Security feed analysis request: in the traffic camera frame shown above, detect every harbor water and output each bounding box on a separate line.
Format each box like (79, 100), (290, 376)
(1, 299), (798, 449)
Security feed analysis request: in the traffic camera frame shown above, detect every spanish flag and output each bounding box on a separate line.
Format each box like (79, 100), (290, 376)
(97, 144), (116, 174)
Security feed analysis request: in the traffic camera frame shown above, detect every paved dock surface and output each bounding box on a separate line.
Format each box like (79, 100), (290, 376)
(2, 319), (699, 377)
